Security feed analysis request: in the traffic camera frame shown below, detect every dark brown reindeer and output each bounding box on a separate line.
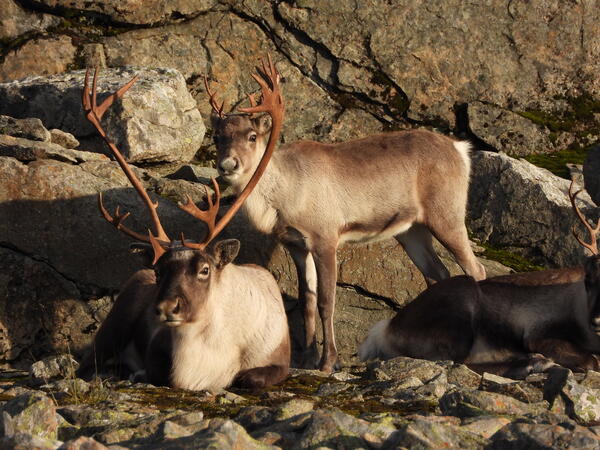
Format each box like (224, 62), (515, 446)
(206, 67), (486, 372)
(77, 60), (290, 392)
(359, 182), (600, 378)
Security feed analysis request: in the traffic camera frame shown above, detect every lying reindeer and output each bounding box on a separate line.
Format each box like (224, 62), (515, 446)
(77, 59), (290, 391)
(205, 66), (486, 373)
(359, 183), (600, 378)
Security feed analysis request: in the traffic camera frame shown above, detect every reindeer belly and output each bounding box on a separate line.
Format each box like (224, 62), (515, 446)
(339, 217), (414, 245)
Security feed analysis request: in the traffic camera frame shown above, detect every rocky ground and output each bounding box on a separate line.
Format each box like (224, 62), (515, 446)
(2, 354), (600, 449)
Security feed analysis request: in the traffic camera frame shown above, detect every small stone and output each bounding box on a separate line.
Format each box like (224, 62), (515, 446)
(0, 432), (60, 449)
(330, 371), (360, 382)
(440, 388), (547, 417)
(29, 354), (79, 385)
(274, 399), (315, 421)
(0, 115), (50, 141)
(447, 364), (481, 389)
(218, 391), (245, 405)
(0, 392), (59, 440)
(461, 416), (511, 438)
(61, 436), (109, 449)
(49, 129), (79, 149)
(166, 164), (219, 183)
(481, 372), (516, 386)
(397, 376), (424, 389)
(316, 382), (351, 397)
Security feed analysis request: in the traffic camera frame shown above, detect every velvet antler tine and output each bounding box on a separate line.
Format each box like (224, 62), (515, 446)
(203, 74), (226, 118)
(96, 74), (139, 119)
(149, 232), (167, 265)
(83, 69), (91, 111)
(91, 67), (99, 114)
(84, 69), (171, 261)
(569, 180), (599, 255)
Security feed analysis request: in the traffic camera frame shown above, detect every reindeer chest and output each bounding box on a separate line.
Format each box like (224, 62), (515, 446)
(243, 192), (279, 234)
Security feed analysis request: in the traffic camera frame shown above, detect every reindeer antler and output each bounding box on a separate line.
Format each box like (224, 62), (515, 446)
(569, 180), (600, 255)
(183, 54), (285, 250)
(88, 58), (284, 257)
(203, 75), (226, 119)
(83, 67), (171, 264)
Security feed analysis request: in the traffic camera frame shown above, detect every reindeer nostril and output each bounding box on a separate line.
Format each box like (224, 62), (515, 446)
(220, 157), (238, 173)
(172, 298), (180, 314)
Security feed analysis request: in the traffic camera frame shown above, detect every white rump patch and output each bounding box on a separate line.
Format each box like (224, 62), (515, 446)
(358, 319), (392, 361)
(453, 140), (472, 176)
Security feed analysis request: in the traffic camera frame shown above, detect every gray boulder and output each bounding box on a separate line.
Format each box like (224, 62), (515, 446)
(0, 67), (205, 163)
(469, 151), (599, 268)
(49, 129), (79, 149)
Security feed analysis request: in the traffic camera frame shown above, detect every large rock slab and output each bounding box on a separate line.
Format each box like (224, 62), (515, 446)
(469, 151), (599, 268)
(0, 247), (100, 363)
(28, 0), (217, 25)
(100, 13), (352, 147)
(0, 67), (205, 163)
(0, 0), (60, 41)
(0, 35), (77, 83)
(0, 156), (206, 291)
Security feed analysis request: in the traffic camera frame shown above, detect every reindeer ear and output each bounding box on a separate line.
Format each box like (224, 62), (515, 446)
(213, 239), (240, 268)
(210, 110), (222, 131)
(254, 114), (272, 134)
(585, 255), (600, 288)
(129, 243), (156, 268)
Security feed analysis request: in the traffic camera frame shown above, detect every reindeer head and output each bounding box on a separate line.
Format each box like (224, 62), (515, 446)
(135, 240), (239, 327)
(205, 57), (284, 188)
(82, 60), (284, 328)
(214, 114), (273, 186)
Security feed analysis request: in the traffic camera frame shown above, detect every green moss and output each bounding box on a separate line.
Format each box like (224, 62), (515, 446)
(518, 95), (600, 133)
(522, 146), (589, 179)
(479, 243), (544, 273)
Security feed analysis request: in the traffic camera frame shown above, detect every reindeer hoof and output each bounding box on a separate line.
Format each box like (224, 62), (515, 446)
(299, 349), (320, 369)
(318, 358), (341, 374)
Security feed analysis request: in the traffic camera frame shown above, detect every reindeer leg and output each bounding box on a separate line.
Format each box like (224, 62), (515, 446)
(528, 338), (600, 373)
(234, 364), (289, 391)
(395, 224), (450, 286)
(310, 241), (340, 373)
(285, 243), (319, 369)
(426, 218), (486, 281)
(466, 354), (558, 379)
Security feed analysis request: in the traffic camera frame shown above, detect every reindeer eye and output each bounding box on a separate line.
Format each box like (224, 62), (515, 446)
(198, 265), (210, 279)
(248, 133), (257, 142)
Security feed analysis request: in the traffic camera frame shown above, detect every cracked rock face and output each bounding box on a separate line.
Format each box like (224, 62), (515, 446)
(0, 67), (205, 163)
(1, 1), (598, 155)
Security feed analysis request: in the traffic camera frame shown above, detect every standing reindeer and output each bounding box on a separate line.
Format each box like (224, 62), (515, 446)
(77, 60), (290, 392)
(359, 182), (600, 378)
(206, 65), (486, 372)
